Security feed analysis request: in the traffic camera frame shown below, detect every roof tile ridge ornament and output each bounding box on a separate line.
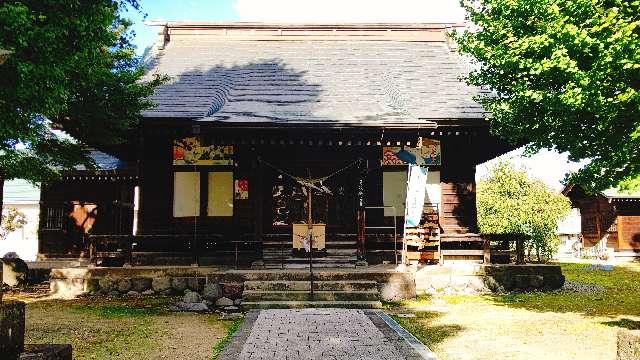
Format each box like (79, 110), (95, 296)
(444, 25), (459, 52)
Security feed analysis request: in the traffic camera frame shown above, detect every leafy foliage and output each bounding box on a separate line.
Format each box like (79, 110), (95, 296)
(0, 207), (27, 240)
(456, 0), (640, 192)
(0, 0), (165, 184)
(477, 162), (571, 261)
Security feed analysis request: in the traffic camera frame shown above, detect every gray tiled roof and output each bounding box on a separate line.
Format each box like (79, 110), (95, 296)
(143, 37), (486, 127)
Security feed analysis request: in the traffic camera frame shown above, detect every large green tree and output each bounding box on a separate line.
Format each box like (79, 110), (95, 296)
(456, 0), (640, 192)
(0, 1), (164, 203)
(477, 162), (572, 262)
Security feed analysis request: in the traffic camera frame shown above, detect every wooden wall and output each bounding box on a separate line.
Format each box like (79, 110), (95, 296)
(566, 186), (640, 251)
(440, 136), (478, 233)
(39, 178), (135, 257)
(137, 127), (489, 246)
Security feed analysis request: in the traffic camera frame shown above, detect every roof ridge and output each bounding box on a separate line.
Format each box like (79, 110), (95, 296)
(146, 21), (466, 30)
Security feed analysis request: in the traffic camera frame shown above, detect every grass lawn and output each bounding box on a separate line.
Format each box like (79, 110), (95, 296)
(386, 261), (640, 360)
(4, 293), (242, 360)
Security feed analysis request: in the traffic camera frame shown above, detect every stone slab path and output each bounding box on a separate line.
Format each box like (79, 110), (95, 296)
(219, 309), (432, 360)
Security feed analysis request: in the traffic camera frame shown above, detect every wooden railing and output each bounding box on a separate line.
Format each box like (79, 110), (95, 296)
(88, 234), (262, 268)
(483, 233), (528, 264)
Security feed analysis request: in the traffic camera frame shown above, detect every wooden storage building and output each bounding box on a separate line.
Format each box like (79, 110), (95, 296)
(563, 184), (640, 259)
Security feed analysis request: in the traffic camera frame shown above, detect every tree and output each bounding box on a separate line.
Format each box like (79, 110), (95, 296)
(455, 0), (640, 192)
(1, 207), (27, 241)
(477, 162), (571, 262)
(0, 1), (165, 204)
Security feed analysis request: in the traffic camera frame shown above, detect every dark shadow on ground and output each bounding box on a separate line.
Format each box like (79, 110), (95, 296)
(391, 311), (464, 347)
(486, 262), (640, 318)
(385, 295), (464, 348)
(602, 318), (640, 330)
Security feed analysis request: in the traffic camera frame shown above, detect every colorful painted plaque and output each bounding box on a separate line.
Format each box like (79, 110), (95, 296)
(381, 139), (441, 166)
(172, 137), (233, 165)
(234, 179), (249, 199)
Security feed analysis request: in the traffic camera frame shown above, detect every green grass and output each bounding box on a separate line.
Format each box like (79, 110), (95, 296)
(490, 262), (640, 316)
(383, 294), (433, 309)
(210, 318), (243, 360)
(72, 303), (165, 319)
(23, 296), (229, 360)
(390, 311), (463, 347)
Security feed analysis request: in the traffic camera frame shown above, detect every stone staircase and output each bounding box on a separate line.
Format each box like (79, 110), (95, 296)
(241, 279), (382, 309)
(262, 233), (358, 269)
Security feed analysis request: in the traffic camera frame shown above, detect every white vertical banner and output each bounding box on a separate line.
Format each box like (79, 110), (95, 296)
(404, 164), (428, 228)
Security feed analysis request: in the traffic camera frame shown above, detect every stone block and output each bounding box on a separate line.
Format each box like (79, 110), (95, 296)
(20, 344), (72, 360)
(152, 277), (171, 292)
(84, 279), (100, 294)
(116, 278), (131, 293)
(98, 277), (116, 292)
(0, 301), (26, 360)
(49, 278), (85, 299)
(451, 277), (468, 291)
(187, 277), (205, 292)
(543, 274), (565, 290)
(202, 283), (220, 301)
(2, 258), (28, 287)
(512, 275), (531, 290)
(467, 276), (488, 292)
(617, 329), (640, 360)
(183, 291), (202, 303)
(379, 281), (416, 302)
(130, 277), (151, 292)
(215, 297), (234, 307)
(172, 277), (188, 292)
(221, 283), (243, 299)
(483, 276), (504, 293)
(530, 275), (544, 288)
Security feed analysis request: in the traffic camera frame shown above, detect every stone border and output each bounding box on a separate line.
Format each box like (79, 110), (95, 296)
(365, 310), (437, 360)
(216, 310), (260, 360)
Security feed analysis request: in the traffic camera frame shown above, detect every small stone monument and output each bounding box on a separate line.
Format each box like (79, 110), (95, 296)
(1, 261), (73, 359)
(0, 261), (26, 359)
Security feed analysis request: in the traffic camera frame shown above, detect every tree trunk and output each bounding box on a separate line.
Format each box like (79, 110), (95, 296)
(0, 173), (4, 217)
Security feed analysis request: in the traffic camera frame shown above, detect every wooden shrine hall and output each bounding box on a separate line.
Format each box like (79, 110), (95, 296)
(79, 22), (513, 268)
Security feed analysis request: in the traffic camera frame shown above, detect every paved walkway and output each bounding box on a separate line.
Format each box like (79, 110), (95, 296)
(220, 309), (432, 360)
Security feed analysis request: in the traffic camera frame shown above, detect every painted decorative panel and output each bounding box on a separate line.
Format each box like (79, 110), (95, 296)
(173, 137), (233, 165)
(381, 139), (441, 166)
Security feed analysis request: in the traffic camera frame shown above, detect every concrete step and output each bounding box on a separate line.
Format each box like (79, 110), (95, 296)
(234, 271), (411, 282)
(240, 300), (382, 310)
(244, 280), (378, 292)
(262, 241), (357, 249)
(263, 262), (356, 269)
(262, 248), (357, 256)
(243, 290), (380, 302)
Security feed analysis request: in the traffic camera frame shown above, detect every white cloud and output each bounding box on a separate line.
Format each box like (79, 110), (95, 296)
(234, 0), (466, 23)
(476, 147), (588, 192)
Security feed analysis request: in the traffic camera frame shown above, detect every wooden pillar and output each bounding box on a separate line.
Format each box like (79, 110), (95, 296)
(255, 155), (264, 245)
(356, 159), (367, 260)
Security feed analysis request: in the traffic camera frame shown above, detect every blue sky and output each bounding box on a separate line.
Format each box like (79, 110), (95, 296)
(124, 0), (467, 54)
(125, 0), (238, 55)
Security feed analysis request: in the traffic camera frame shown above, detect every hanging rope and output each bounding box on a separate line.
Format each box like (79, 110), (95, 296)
(258, 158), (360, 195)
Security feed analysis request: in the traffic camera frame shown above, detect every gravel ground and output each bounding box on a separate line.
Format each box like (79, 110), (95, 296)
(559, 280), (606, 294)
